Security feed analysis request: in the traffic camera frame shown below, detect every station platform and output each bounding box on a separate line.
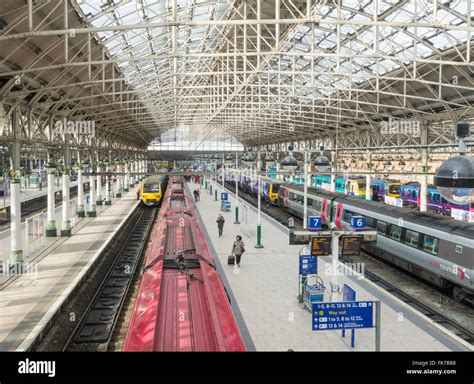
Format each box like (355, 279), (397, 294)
(190, 181), (473, 352)
(0, 191), (139, 351)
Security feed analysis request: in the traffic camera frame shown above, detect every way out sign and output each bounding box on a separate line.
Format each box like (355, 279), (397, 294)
(221, 192), (228, 201)
(312, 301), (374, 331)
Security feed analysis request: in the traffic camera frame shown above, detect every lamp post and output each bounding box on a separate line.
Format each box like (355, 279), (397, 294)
(255, 151), (263, 249)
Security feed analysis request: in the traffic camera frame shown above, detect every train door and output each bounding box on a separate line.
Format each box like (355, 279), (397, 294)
(335, 202), (343, 230)
(321, 198), (328, 224)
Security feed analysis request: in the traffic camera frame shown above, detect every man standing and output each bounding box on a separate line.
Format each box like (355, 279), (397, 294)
(216, 214), (225, 237)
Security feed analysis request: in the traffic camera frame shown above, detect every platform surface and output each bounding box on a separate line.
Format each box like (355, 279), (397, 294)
(0, 191), (138, 351)
(191, 180), (472, 352)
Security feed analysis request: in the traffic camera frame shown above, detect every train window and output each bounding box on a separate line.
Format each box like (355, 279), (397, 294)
(313, 200), (322, 210)
(365, 217), (375, 228)
(388, 224), (402, 241)
(422, 235), (439, 255)
(297, 194), (304, 204)
(432, 193), (440, 203)
(272, 184), (280, 193)
(144, 183), (159, 193)
(376, 221), (387, 235)
(343, 210), (354, 222)
(403, 229), (420, 247)
(307, 198), (313, 207)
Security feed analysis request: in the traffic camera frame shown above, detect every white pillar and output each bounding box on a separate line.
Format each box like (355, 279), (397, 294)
(330, 151), (336, 193)
(234, 155), (240, 224)
(61, 170), (71, 236)
(303, 150), (308, 229)
(10, 180), (23, 264)
(420, 149), (428, 212)
(105, 164), (111, 205)
(124, 162), (130, 191)
(330, 231), (340, 302)
(77, 168), (85, 217)
(366, 151), (372, 200)
(46, 171), (57, 237)
(96, 169), (102, 205)
(88, 175), (97, 217)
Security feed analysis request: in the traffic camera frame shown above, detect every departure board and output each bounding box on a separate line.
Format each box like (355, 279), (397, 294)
(310, 236), (332, 256)
(341, 235), (362, 256)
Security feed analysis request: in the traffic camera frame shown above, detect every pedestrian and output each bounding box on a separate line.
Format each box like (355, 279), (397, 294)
(196, 188), (200, 201)
(231, 235), (245, 267)
(216, 214), (225, 237)
(136, 188), (141, 201)
(193, 189), (198, 202)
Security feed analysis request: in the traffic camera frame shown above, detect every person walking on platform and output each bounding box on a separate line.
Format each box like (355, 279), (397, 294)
(231, 235), (245, 267)
(193, 189), (198, 202)
(136, 188), (141, 201)
(216, 214), (225, 237)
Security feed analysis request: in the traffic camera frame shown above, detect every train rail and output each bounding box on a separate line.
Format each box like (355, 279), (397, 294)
(62, 206), (156, 352)
(221, 180), (474, 344)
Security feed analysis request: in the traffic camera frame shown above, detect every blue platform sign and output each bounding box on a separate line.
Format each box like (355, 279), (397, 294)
(350, 216), (366, 230)
(307, 216), (323, 230)
(86, 195), (90, 204)
(312, 301), (374, 331)
(343, 284), (356, 302)
(299, 255), (317, 276)
(221, 192), (228, 201)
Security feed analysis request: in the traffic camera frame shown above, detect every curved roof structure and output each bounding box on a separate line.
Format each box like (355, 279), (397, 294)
(0, 0), (472, 151)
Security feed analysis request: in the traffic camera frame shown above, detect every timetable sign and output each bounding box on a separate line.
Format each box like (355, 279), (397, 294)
(342, 235), (362, 256)
(299, 255), (317, 276)
(310, 236), (331, 256)
(312, 301), (374, 331)
(221, 192), (228, 201)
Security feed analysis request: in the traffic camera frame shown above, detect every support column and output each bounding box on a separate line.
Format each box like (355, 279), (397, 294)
(46, 167), (57, 237)
(124, 161), (130, 192)
(61, 136), (71, 237)
(96, 152), (103, 205)
(9, 116), (23, 265)
(330, 231), (340, 302)
(420, 148), (428, 212)
(366, 150), (372, 201)
(255, 152), (263, 249)
(234, 153), (240, 224)
(303, 149), (308, 229)
(88, 174), (97, 217)
(330, 151), (336, 192)
(116, 162), (123, 197)
(105, 161), (112, 206)
(77, 163), (85, 217)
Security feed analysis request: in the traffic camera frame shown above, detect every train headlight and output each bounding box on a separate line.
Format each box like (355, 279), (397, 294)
(434, 155), (474, 204)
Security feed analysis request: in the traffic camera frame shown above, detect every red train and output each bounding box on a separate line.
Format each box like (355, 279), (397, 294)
(123, 176), (246, 351)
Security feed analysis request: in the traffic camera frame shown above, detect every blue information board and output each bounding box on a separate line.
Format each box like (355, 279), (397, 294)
(307, 216), (322, 230)
(221, 192), (228, 201)
(299, 255), (317, 276)
(312, 301), (374, 331)
(343, 284), (356, 302)
(350, 216), (366, 229)
(86, 195), (90, 204)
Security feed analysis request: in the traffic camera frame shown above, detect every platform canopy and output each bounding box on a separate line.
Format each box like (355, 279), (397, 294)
(0, 0), (472, 151)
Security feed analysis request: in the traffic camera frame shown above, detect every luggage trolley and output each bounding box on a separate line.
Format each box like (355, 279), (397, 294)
(303, 275), (325, 311)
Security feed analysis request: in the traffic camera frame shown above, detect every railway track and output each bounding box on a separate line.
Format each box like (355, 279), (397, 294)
(221, 181), (474, 345)
(62, 206), (157, 352)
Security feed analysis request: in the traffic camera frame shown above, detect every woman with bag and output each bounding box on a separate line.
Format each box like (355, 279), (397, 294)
(231, 235), (245, 267)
